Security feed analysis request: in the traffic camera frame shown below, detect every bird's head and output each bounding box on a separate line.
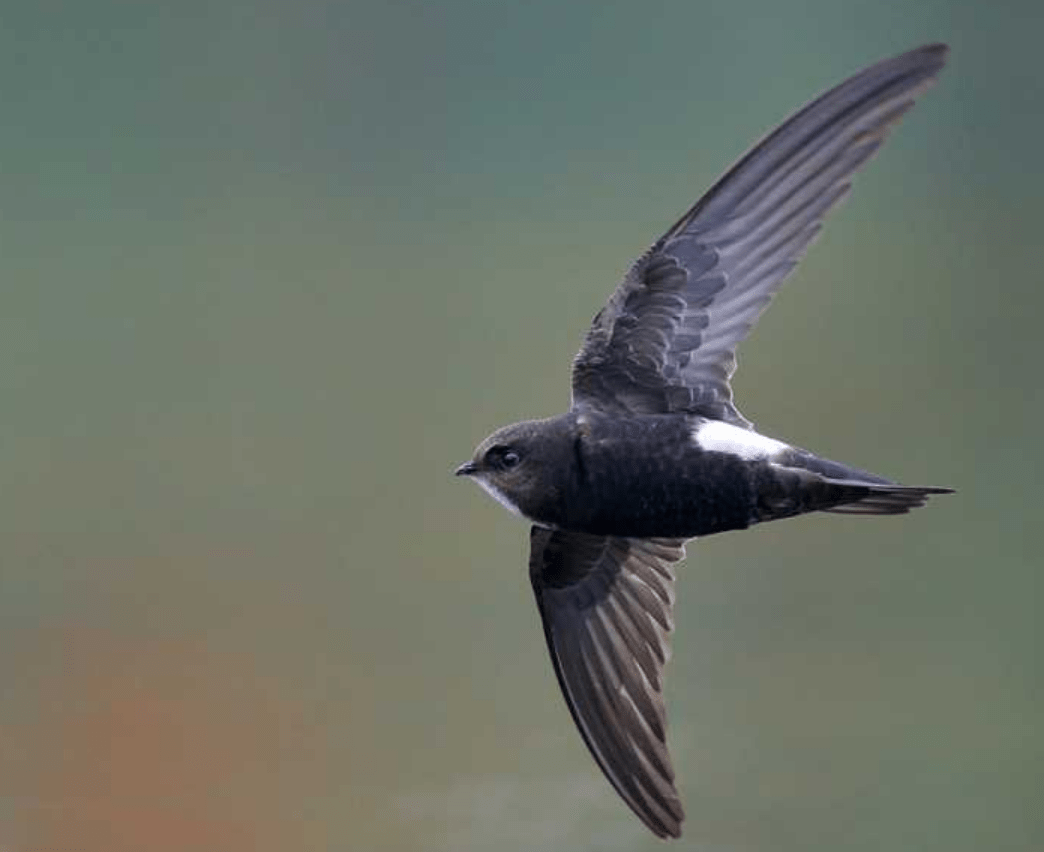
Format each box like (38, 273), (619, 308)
(455, 418), (567, 521)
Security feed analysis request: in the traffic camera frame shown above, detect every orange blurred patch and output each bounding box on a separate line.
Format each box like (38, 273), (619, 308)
(5, 627), (317, 852)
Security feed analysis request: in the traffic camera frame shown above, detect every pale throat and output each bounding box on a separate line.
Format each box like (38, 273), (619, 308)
(475, 476), (525, 518)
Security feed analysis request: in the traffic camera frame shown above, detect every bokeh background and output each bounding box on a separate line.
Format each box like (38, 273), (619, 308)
(0, 2), (1039, 850)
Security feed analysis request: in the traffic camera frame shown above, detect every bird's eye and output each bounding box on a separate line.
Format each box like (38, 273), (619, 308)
(485, 446), (520, 470)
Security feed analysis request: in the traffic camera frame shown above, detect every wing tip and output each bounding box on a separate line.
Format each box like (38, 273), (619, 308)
(880, 43), (949, 80)
(913, 42), (950, 61)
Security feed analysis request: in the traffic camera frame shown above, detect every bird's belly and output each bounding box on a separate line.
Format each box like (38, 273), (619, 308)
(571, 448), (757, 539)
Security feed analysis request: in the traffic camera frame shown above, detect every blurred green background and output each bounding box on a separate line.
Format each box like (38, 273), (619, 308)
(0, 2), (1039, 850)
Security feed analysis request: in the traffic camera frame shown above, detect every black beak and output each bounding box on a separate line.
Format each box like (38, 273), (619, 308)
(455, 461), (478, 477)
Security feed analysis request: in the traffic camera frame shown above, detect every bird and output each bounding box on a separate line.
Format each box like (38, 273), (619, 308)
(454, 44), (952, 839)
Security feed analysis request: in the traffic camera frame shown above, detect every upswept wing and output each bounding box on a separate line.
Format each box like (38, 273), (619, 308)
(571, 44), (948, 428)
(529, 526), (688, 838)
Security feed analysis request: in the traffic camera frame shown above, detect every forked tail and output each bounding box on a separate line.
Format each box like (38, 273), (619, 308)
(754, 449), (953, 523)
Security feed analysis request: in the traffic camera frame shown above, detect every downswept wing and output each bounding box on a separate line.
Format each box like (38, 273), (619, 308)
(571, 44), (948, 428)
(529, 526), (688, 838)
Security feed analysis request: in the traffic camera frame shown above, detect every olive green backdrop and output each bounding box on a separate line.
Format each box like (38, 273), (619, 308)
(0, 2), (1039, 850)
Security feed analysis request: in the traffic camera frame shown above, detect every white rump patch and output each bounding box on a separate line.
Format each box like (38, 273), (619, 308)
(695, 420), (789, 461)
(475, 477), (524, 518)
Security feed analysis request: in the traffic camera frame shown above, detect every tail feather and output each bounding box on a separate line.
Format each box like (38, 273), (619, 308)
(779, 448), (954, 516)
(755, 447), (954, 523)
(822, 482), (953, 515)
